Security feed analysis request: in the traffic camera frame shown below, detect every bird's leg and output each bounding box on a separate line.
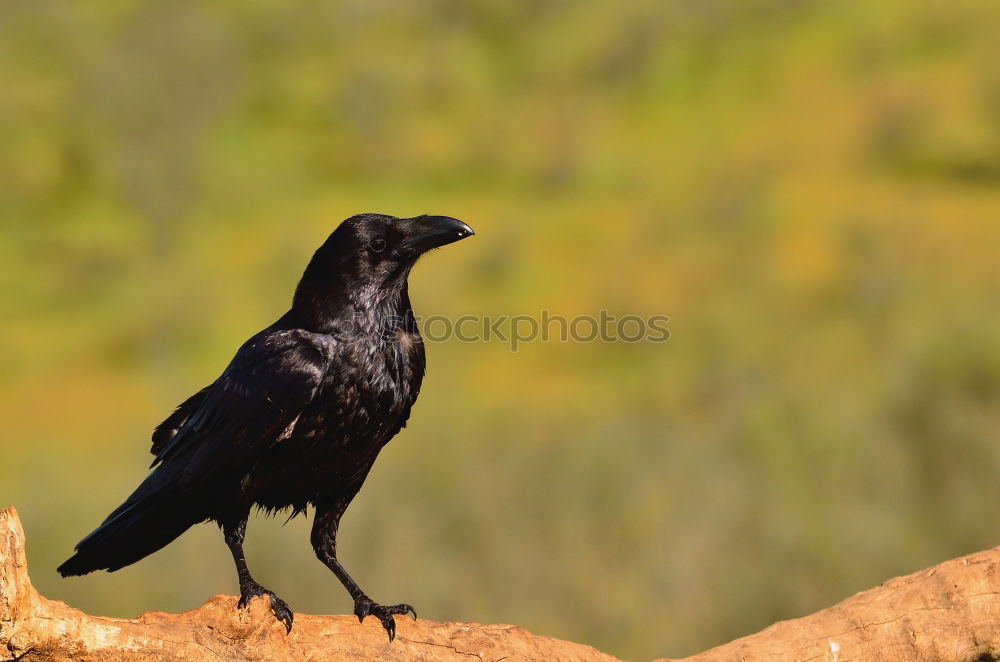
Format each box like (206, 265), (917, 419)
(311, 501), (416, 642)
(223, 518), (294, 633)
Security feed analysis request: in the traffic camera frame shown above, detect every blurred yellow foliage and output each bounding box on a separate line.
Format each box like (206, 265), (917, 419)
(2, 1), (999, 659)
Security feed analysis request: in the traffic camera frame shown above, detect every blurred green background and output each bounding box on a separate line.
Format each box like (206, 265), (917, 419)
(2, 1), (1000, 660)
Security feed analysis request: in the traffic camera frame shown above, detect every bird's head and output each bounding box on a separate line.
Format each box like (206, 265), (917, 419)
(342, 212), (474, 274)
(294, 213), (475, 324)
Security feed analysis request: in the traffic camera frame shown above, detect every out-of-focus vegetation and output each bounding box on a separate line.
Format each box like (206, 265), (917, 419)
(2, 1), (999, 659)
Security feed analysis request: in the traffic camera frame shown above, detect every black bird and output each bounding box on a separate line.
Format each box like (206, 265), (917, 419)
(58, 213), (475, 640)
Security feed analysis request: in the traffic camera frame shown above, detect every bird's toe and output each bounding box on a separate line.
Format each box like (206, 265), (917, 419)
(236, 582), (265, 610)
(269, 595), (294, 634)
(386, 602), (417, 620)
(353, 596), (373, 623)
(379, 612), (397, 642)
(353, 597), (416, 642)
(237, 584), (294, 633)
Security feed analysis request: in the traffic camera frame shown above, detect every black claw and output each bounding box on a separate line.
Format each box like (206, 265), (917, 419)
(352, 597), (414, 642)
(273, 601), (294, 635)
(237, 583), (295, 633)
(383, 615), (396, 642)
(354, 598), (371, 623)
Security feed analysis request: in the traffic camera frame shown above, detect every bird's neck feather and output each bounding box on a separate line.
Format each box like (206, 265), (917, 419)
(291, 242), (418, 337)
(292, 277), (414, 339)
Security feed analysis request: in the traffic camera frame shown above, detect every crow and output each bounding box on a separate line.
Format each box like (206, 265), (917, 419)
(58, 213), (475, 640)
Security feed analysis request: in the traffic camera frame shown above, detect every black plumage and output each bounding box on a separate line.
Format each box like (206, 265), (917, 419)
(58, 213), (475, 640)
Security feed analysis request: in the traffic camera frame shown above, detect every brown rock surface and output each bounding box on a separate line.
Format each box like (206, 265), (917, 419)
(0, 506), (619, 661)
(656, 549), (1000, 662)
(5, 503), (1000, 662)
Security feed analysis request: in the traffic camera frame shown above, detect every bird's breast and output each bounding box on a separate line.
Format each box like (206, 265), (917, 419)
(296, 340), (423, 452)
(247, 333), (425, 509)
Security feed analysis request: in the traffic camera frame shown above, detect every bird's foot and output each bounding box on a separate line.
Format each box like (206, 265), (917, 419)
(353, 595), (417, 642)
(237, 582), (294, 633)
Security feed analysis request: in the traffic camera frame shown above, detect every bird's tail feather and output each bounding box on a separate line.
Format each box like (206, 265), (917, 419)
(58, 466), (203, 577)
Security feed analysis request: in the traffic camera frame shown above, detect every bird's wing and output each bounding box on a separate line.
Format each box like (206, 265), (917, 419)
(151, 386), (211, 457)
(150, 328), (335, 471)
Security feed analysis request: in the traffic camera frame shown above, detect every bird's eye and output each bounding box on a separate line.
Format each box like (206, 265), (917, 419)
(370, 238), (387, 253)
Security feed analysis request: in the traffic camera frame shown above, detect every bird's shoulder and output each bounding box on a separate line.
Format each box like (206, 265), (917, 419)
(149, 320), (340, 464)
(235, 325), (338, 370)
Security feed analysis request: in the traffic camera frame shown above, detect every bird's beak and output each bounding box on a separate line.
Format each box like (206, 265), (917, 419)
(398, 215), (475, 256)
